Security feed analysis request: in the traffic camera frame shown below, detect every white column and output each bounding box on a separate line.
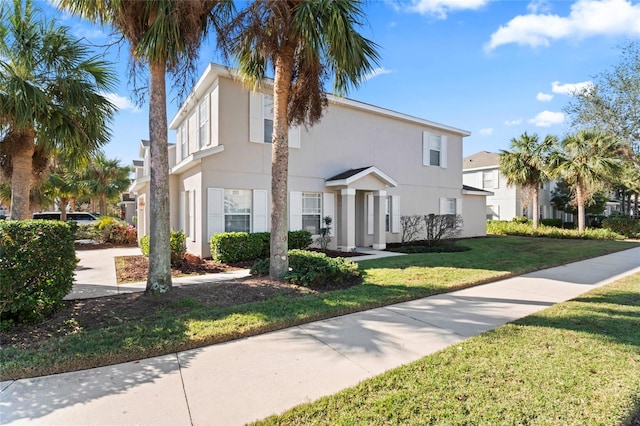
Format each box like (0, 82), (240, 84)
(339, 188), (356, 251)
(373, 190), (386, 250)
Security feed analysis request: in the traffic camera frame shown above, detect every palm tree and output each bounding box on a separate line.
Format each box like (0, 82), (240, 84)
(221, 0), (380, 280)
(79, 153), (131, 216)
(60, 0), (233, 294)
(499, 132), (554, 229)
(549, 130), (622, 233)
(0, 0), (117, 220)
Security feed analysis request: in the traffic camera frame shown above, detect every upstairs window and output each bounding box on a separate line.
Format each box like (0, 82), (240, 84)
(263, 95), (274, 143)
(180, 124), (188, 160)
(482, 171), (494, 189)
(423, 132), (448, 168)
(198, 99), (208, 149)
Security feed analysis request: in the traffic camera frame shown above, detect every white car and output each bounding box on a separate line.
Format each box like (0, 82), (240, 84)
(32, 211), (101, 225)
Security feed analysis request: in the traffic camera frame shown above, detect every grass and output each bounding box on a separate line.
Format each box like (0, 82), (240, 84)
(254, 273), (640, 425)
(1, 236), (638, 380)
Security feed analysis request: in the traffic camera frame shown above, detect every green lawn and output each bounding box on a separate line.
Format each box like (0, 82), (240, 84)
(254, 272), (640, 425)
(1, 236), (637, 380)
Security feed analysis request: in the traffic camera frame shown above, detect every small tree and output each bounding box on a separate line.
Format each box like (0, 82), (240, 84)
(316, 216), (332, 252)
(423, 214), (463, 245)
(400, 215), (423, 243)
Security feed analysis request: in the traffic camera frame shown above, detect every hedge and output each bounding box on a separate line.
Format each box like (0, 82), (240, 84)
(140, 230), (187, 267)
(250, 249), (362, 288)
(602, 216), (640, 238)
(0, 220), (77, 325)
(210, 230), (312, 263)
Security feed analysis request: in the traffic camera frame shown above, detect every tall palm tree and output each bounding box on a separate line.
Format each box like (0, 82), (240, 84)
(0, 0), (117, 220)
(499, 132), (554, 229)
(221, 0), (380, 280)
(549, 130), (622, 233)
(79, 153), (131, 216)
(60, 0), (233, 294)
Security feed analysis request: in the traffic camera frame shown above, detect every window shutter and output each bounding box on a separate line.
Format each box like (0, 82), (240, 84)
(207, 188), (224, 239)
(189, 190), (196, 241)
(253, 189), (268, 232)
(456, 198), (463, 215)
(322, 192), (335, 236)
(440, 135), (448, 169)
(493, 170), (500, 189)
(422, 131), (430, 166)
(439, 198), (446, 214)
(288, 126), (300, 148)
(367, 193), (374, 235)
(391, 196), (400, 233)
(188, 112), (197, 153)
(249, 92), (263, 143)
(180, 191), (186, 232)
(290, 191), (302, 231)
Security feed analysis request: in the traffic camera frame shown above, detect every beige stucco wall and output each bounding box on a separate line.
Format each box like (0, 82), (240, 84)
(461, 194), (488, 237)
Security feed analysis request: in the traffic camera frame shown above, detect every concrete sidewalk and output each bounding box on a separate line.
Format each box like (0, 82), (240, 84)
(1, 247), (639, 426)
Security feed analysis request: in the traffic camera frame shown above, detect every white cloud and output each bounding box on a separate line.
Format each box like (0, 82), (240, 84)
(479, 128), (494, 135)
(505, 119), (523, 126)
(551, 80), (593, 95)
(485, 0), (640, 51)
(528, 110), (565, 127)
(405, 0), (490, 19)
(102, 92), (140, 113)
(363, 67), (393, 82)
(527, 0), (552, 14)
(536, 92), (554, 102)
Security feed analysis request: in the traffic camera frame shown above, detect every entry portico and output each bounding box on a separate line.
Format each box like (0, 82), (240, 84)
(325, 166), (398, 251)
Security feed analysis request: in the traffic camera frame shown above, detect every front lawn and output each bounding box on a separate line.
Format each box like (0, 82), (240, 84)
(255, 272), (640, 425)
(0, 236), (637, 380)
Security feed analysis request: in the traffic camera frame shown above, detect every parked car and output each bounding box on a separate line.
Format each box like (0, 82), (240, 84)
(32, 211), (101, 224)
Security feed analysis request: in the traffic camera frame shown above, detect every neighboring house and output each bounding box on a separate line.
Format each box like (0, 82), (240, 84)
(462, 151), (574, 222)
(129, 63), (490, 258)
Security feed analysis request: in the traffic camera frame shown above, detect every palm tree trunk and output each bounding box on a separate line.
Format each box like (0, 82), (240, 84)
(99, 193), (107, 216)
(634, 193), (638, 219)
(146, 60), (172, 294)
(576, 184), (586, 233)
(270, 48), (295, 281)
(60, 198), (69, 221)
(10, 130), (35, 220)
(532, 186), (540, 229)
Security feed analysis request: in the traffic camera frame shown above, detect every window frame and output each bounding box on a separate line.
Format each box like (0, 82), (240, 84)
(224, 189), (252, 233)
(198, 99), (208, 149)
(301, 192), (322, 235)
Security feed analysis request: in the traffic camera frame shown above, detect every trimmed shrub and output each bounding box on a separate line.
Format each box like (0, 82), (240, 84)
(251, 249), (362, 289)
(540, 218), (562, 228)
(210, 230), (312, 263)
(75, 223), (101, 241)
(512, 216), (530, 224)
(0, 220), (77, 325)
(602, 216), (640, 238)
(486, 220), (625, 240)
(140, 230), (187, 267)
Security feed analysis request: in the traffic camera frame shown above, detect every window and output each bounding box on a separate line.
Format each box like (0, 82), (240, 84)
(180, 124), (188, 159)
(302, 192), (321, 234)
(443, 198), (456, 215)
(482, 171), (494, 189)
(224, 189), (251, 232)
(429, 134), (441, 166)
(263, 95), (274, 143)
(486, 205), (498, 220)
(198, 100), (208, 149)
(385, 196), (390, 232)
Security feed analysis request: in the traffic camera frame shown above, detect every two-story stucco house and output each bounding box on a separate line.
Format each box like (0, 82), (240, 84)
(129, 63), (489, 258)
(463, 151), (574, 222)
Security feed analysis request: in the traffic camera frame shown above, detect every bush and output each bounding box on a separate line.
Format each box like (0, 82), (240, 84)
(387, 242), (471, 254)
(540, 218), (563, 228)
(0, 220), (77, 325)
(486, 220), (625, 240)
(251, 249), (361, 289)
(210, 230), (312, 263)
(75, 223), (101, 241)
(512, 216), (530, 224)
(140, 230), (187, 267)
(602, 216), (640, 238)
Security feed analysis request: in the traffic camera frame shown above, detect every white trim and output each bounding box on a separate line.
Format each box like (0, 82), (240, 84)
(322, 192), (335, 236)
(390, 196), (400, 233)
(207, 188), (224, 239)
(171, 145), (224, 175)
(290, 191), (303, 231)
(367, 193), (374, 235)
(340, 188), (356, 196)
(327, 166), (398, 188)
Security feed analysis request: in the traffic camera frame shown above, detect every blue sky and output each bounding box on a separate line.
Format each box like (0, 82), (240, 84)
(44, 0), (640, 163)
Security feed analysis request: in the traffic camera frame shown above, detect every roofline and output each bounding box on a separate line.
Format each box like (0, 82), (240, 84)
(169, 63), (471, 137)
(325, 166), (398, 188)
(463, 165), (498, 172)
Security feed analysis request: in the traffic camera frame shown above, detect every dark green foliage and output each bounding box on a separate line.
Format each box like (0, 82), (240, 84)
(387, 243), (471, 254)
(603, 216), (640, 238)
(0, 220), (77, 324)
(512, 216), (530, 224)
(140, 230), (186, 267)
(210, 230), (312, 263)
(250, 249), (361, 289)
(540, 218), (563, 227)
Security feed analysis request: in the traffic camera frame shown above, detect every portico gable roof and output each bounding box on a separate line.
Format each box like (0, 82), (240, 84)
(325, 166), (398, 188)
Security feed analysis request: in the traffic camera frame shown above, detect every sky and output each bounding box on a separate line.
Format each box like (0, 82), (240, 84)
(41, 0), (640, 164)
